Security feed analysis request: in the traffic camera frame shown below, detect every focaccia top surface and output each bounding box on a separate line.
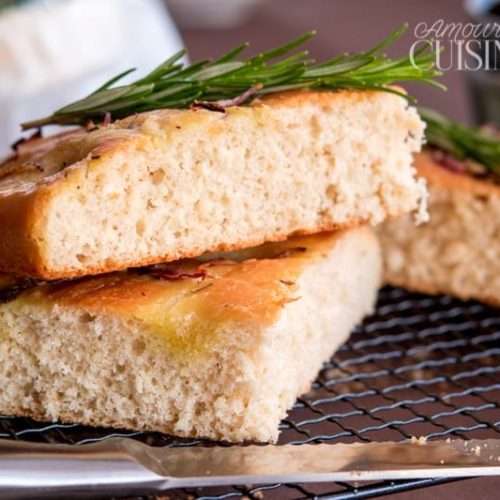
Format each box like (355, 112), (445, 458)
(0, 91), (381, 195)
(415, 150), (500, 196)
(0, 231), (352, 350)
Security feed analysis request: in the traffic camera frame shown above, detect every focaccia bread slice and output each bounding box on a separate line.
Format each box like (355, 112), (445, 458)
(380, 150), (500, 306)
(0, 227), (380, 443)
(0, 89), (424, 280)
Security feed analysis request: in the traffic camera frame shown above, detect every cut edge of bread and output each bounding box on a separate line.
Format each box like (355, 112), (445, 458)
(0, 89), (424, 280)
(380, 152), (500, 307)
(0, 227), (381, 442)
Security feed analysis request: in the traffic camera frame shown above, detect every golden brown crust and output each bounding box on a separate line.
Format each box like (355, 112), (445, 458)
(415, 150), (500, 196)
(255, 86), (405, 107)
(11, 231), (343, 328)
(15, 219), (364, 281)
(0, 273), (20, 290)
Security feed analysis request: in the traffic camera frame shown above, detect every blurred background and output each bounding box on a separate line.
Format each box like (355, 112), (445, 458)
(0, 0), (499, 155)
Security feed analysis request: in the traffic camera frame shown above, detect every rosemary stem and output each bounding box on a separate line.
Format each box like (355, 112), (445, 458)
(21, 25), (443, 131)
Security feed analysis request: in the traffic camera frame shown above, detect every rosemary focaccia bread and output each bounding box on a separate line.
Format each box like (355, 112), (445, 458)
(380, 150), (500, 306)
(0, 227), (381, 443)
(0, 89), (425, 280)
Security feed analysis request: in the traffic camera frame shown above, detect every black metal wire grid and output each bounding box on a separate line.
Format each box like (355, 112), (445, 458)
(1, 286), (499, 499)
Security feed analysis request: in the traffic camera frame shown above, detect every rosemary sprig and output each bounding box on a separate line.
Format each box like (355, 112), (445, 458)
(22, 24), (444, 130)
(420, 108), (500, 176)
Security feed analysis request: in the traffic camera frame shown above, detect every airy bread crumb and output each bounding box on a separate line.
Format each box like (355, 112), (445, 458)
(0, 227), (381, 442)
(0, 90), (424, 280)
(380, 151), (500, 307)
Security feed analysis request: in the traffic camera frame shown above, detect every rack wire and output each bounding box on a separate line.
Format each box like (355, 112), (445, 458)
(1, 286), (499, 499)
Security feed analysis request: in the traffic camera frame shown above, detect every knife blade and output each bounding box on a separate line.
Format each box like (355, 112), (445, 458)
(0, 438), (499, 499)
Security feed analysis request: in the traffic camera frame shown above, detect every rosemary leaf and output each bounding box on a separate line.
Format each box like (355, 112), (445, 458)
(420, 107), (500, 176)
(21, 25), (443, 130)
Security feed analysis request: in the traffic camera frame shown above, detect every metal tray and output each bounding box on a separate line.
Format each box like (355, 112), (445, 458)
(1, 286), (499, 499)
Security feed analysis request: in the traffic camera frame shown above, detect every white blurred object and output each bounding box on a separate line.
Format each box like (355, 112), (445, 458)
(166, 0), (264, 29)
(0, 0), (184, 155)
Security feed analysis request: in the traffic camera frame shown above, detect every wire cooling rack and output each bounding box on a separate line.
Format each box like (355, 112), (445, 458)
(1, 286), (499, 499)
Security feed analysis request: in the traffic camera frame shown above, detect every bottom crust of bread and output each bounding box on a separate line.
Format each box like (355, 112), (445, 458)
(379, 152), (500, 307)
(0, 227), (381, 443)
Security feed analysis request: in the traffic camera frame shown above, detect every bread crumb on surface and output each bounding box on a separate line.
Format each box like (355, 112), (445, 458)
(410, 436), (428, 445)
